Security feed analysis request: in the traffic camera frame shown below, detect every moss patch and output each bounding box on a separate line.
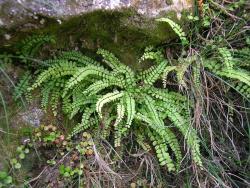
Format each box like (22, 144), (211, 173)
(2, 8), (180, 69)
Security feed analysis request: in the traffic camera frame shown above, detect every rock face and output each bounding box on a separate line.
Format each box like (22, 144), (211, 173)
(0, 0), (192, 68)
(0, 0), (192, 28)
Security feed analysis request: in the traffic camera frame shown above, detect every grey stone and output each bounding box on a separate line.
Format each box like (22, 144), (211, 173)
(0, 0), (192, 28)
(19, 107), (44, 127)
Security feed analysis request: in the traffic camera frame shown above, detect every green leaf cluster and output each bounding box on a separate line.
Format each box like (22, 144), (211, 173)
(29, 49), (202, 172)
(204, 47), (250, 99)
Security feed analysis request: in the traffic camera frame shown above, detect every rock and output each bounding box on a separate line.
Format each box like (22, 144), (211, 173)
(0, 0), (193, 68)
(0, 0), (192, 28)
(19, 107), (44, 127)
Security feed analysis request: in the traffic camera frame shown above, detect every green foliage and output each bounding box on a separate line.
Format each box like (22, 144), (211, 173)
(13, 72), (32, 102)
(59, 165), (82, 178)
(17, 34), (56, 61)
(29, 49), (202, 172)
(218, 47), (234, 69)
(156, 18), (189, 45)
(10, 143), (32, 171)
(204, 47), (250, 99)
(0, 53), (12, 64)
(0, 171), (13, 187)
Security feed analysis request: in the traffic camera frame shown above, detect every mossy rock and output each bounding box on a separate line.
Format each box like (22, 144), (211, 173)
(1, 8), (191, 68)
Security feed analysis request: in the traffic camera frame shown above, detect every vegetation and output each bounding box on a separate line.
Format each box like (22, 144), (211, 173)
(0, 0), (249, 187)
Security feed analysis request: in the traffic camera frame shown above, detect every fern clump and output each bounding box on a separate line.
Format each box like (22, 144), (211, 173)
(29, 49), (202, 172)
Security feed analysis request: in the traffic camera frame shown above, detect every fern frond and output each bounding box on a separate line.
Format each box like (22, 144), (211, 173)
(69, 97), (97, 119)
(147, 87), (187, 104)
(144, 95), (163, 128)
(18, 34), (56, 59)
(218, 68), (250, 86)
(233, 48), (250, 67)
(139, 49), (165, 64)
(114, 103), (125, 127)
(41, 81), (55, 110)
(59, 51), (100, 66)
(148, 129), (176, 171)
(101, 116), (115, 139)
(50, 86), (61, 116)
(233, 82), (250, 98)
(30, 61), (78, 90)
(218, 47), (234, 69)
(13, 72), (32, 101)
(114, 102), (125, 147)
(97, 49), (121, 70)
(97, 49), (135, 85)
(143, 60), (168, 85)
(63, 65), (111, 96)
(162, 66), (177, 88)
(135, 130), (151, 151)
(156, 18), (189, 45)
(124, 93), (136, 128)
(163, 104), (202, 167)
(82, 80), (124, 96)
(96, 91), (124, 119)
(70, 106), (96, 137)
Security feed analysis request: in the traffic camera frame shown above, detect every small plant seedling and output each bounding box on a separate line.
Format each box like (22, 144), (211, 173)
(59, 165), (82, 178)
(0, 171), (13, 187)
(47, 159), (56, 166)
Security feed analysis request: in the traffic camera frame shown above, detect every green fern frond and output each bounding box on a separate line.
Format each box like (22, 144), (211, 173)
(162, 66), (177, 88)
(156, 18), (189, 45)
(13, 72), (32, 102)
(218, 47), (234, 69)
(29, 61), (78, 90)
(50, 87), (61, 116)
(233, 48), (250, 67)
(114, 103), (125, 127)
(218, 68), (250, 86)
(59, 51), (100, 66)
(97, 49), (121, 71)
(96, 91), (124, 119)
(136, 132), (151, 151)
(233, 82), (250, 98)
(41, 81), (55, 110)
(148, 129), (176, 171)
(143, 60), (168, 85)
(144, 95), (163, 128)
(124, 93), (136, 128)
(63, 65), (111, 96)
(114, 102), (125, 147)
(69, 97), (97, 119)
(82, 80), (124, 96)
(18, 34), (56, 61)
(163, 104), (202, 167)
(139, 49), (165, 64)
(70, 106), (96, 137)
(97, 49), (135, 85)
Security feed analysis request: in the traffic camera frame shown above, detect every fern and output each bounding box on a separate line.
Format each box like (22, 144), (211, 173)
(218, 47), (234, 69)
(156, 18), (189, 46)
(17, 34), (55, 64)
(30, 49), (202, 171)
(96, 91), (124, 119)
(204, 55), (250, 98)
(13, 72), (32, 102)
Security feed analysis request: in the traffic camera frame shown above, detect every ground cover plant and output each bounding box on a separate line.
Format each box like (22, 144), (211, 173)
(0, 0), (249, 187)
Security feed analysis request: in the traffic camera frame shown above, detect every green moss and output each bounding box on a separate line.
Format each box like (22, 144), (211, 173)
(2, 8), (180, 69)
